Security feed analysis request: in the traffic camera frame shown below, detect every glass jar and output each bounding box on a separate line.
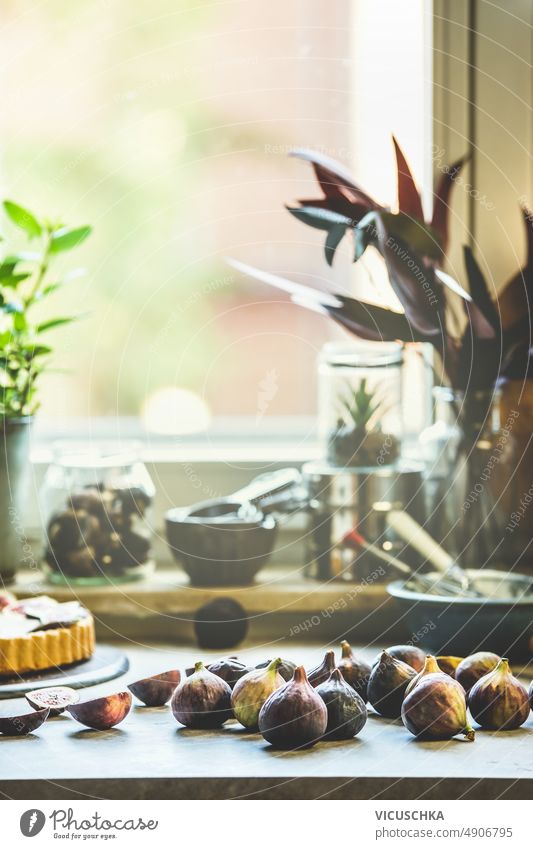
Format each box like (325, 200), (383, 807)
(420, 387), (516, 566)
(318, 340), (403, 468)
(40, 443), (155, 585)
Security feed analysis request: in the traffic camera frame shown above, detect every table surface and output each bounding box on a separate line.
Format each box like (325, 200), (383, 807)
(1, 643), (533, 800)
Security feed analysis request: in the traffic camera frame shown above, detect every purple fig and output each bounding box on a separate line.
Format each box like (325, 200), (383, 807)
(405, 655), (455, 697)
(67, 692), (132, 730)
(316, 668), (367, 740)
(0, 707), (49, 736)
(337, 640), (371, 702)
(26, 686), (79, 716)
(402, 674), (475, 741)
(231, 658), (285, 730)
(171, 661), (232, 728)
(206, 657), (252, 688)
(468, 658), (530, 731)
(367, 650), (417, 718)
(255, 657), (296, 682)
(258, 665), (327, 749)
(373, 644), (425, 672)
(128, 670), (181, 707)
(307, 650), (336, 687)
(456, 652), (500, 694)
(530, 679), (533, 713)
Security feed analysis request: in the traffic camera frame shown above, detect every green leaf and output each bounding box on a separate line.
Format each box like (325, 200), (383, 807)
(36, 316), (78, 333)
(50, 225), (91, 253)
(3, 201), (42, 238)
(286, 206), (352, 231)
(324, 224), (346, 266)
(0, 272), (32, 288)
(26, 344), (52, 358)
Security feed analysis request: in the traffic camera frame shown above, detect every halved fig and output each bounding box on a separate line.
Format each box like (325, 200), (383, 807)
(0, 707), (50, 736)
(128, 670), (181, 706)
(26, 686), (80, 716)
(67, 691), (132, 730)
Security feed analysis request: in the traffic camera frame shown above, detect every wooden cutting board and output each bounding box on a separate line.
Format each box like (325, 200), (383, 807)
(0, 644), (129, 699)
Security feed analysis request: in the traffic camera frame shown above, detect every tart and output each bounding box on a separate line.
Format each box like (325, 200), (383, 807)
(0, 593), (95, 677)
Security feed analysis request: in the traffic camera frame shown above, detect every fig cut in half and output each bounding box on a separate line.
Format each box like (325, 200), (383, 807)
(128, 670), (181, 706)
(67, 691), (132, 730)
(0, 707), (50, 736)
(26, 686), (80, 716)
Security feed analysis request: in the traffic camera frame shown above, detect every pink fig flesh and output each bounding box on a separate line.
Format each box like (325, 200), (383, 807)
(26, 686), (79, 716)
(128, 670), (181, 706)
(0, 707), (49, 736)
(67, 691), (132, 730)
(468, 658), (530, 731)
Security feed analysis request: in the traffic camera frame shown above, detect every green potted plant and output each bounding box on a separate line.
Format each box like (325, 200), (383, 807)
(0, 200), (91, 584)
(327, 378), (399, 468)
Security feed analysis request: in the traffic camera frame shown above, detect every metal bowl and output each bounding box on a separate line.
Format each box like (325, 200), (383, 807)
(165, 501), (277, 587)
(388, 569), (533, 658)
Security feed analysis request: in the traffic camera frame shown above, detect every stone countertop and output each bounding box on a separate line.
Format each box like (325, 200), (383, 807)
(1, 643), (533, 800)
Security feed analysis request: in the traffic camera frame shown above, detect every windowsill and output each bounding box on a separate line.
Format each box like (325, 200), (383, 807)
(12, 563), (393, 643)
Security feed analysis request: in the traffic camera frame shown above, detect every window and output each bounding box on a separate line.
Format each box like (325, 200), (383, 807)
(0, 0), (355, 431)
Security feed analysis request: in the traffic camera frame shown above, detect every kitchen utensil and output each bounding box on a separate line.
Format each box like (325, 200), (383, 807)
(388, 569), (533, 658)
(343, 530), (481, 598)
(302, 460), (426, 581)
(387, 508), (476, 594)
(165, 468), (305, 586)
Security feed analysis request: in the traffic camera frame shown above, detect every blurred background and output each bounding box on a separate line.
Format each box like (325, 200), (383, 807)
(0, 0), (427, 432)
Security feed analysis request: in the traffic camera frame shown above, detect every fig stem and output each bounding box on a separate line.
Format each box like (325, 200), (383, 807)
(266, 657), (282, 674)
(341, 640), (352, 659)
(463, 725), (475, 742)
(194, 661), (204, 673)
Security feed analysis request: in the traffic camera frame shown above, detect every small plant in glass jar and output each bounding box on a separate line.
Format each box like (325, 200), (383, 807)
(328, 378), (399, 468)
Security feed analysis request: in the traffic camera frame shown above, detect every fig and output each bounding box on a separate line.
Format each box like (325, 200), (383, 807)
(337, 640), (371, 702)
(231, 658), (285, 730)
(468, 658), (530, 731)
(194, 598), (249, 649)
(372, 644), (425, 672)
(0, 707), (49, 736)
(530, 680), (533, 712)
(436, 656), (464, 677)
(455, 652), (500, 694)
(67, 691), (132, 730)
(316, 668), (367, 740)
(171, 661), (232, 728)
(207, 657), (252, 688)
(402, 674), (475, 741)
(367, 650), (417, 718)
(307, 649), (336, 687)
(258, 665), (327, 749)
(26, 686), (80, 716)
(255, 657), (296, 682)
(128, 670), (181, 707)
(405, 655), (454, 697)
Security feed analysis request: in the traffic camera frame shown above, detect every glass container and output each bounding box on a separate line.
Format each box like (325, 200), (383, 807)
(420, 386), (516, 566)
(318, 340), (404, 469)
(40, 442), (155, 585)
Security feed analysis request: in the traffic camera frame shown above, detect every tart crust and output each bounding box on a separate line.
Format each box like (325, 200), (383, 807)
(0, 614), (95, 677)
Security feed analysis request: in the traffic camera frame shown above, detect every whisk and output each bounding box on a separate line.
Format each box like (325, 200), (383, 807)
(342, 530), (482, 598)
